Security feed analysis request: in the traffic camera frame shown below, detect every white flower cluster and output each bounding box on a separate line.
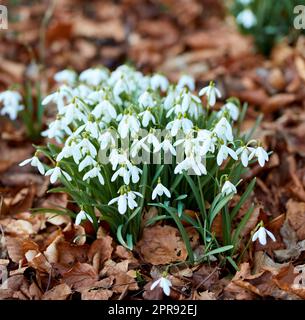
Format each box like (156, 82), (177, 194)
(20, 65), (269, 224)
(0, 90), (24, 120)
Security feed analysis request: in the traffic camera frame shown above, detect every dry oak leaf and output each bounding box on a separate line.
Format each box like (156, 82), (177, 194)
(42, 283), (72, 300)
(286, 199), (305, 241)
(4, 236), (24, 263)
(137, 225), (187, 265)
(57, 241), (89, 266)
(273, 264), (305, 299)
(2, 219), (35, 237)
(102, 259), (138, 294)
(88, 236), (113, 271)
(62, 262), (98, 291)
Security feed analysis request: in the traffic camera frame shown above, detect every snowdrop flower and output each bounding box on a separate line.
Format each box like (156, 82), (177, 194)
(130, 137), (150, 158)
(60, 102), (86, 125)
(144, 132), (161, 152)
(78, 155), (97, 172)
(0, 90), (24, 120)
(164, 90), (176, 110)
(79, 68), (108, 86)
(252, 226), (276, 245)
(182, 92), (202, 119)
(138, 91), (155, 108)
(236, 146), (255, 167)
(92, 100), (117, 120)
(218, 102), (239, 121)
(118, 114), (140, 139)
(83, 165), (105, 185)
(197, 130), (216, 155)
(45, 166), (72, 184)
(54, 69), (77, 85)
(42, 85), (73, 112)
(166, 116), (193, 136)
(253, 146), (269, 167)
(217, 144), (238, 166)
(139, 109), (156, 127)
(151, 74), (169, 91)
(84, 118), (99, 139)
(213, 117), (233, 142)
(19, 154), (45, 175)
(152, 180), (171, 199)
(75, 209), (93, 225)
(236, 9), (257, 29)
(221, 180), (237, 196)
(151, 276), (172, 296)
(109, 149), (131, 171)
(174, 155), (207, 176)
(56, 142), (82, 164)
(108, 188), (143, 214)
(42, 118), (72, 141)
(177, 75), (195, 91)
(111, 165), (131, 185)
(199, 82), (221, 107)
(78, 137), (97, 157)
(161, 138), (176, 156)
(99, 131), (116, 150)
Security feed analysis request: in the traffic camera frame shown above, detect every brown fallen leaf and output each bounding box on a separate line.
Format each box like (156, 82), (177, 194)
(81, 288), (113, 300)
(88, 236), (113, 272)
(101, 259), (138, 294)
(62, 262), (98, 290)
(137, 225), (187, 265)
(286, 199), (305, 241)
(42, 283), (72, 300)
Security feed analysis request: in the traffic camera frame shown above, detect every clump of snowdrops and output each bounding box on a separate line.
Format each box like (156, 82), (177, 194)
(20, 65), (270, 265)
(0, 82), (44, 141)
(231, 0), (303, 55)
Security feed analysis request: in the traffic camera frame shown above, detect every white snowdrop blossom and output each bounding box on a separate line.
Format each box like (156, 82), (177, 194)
(45, 166), (72, 184)
(213, 117), (233, 143)
(152, 180), (171, 200)
(0, 90), (24, 120)
(54, 69), (77, 85)
(83, 165), (105, 185)
(199, 82), (221, 107)
(218, 102), (239, 121)
(24, 65), (270, 243)
(151, 74), (169, 91)
(252, 226), (276, 245)
(79, 68), (108, 86)
(217, 144), (238, 166)
(253, 146), (269, 167)
(151, 276), (172, 296)
(221, 180), (237, 196)
(236, 9), (257, 29)
(177, 75), (195, 91)
(108, 189), (143, 215)
(236, 146), (255, 167)
(75, 210), (93, 225)
(19, 155), (45, 175)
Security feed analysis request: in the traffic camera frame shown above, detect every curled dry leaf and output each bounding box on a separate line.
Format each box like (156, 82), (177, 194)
(137, 225), (187, 265)
(25, 250), (52, 274)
